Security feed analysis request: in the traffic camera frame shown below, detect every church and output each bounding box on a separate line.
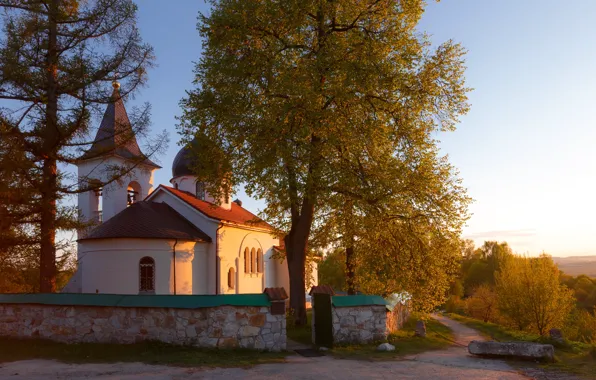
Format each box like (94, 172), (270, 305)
(64, 82), (314, 295)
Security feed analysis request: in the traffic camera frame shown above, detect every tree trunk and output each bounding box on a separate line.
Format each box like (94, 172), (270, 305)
(344, 200), (356, 295)
(346, 245), (356, 295)
(284, 198), (315, 326)
(39, 0), (59, 293)
(39, 159), (57, 293)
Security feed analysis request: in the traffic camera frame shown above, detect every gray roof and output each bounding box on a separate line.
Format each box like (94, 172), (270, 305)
(171, 139), (200, 178)
(79, 201), (211, 242)
(80, 86), (160, 168)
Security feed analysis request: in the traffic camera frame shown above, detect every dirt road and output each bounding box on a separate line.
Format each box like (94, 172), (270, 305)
(0, 315), (533, 379)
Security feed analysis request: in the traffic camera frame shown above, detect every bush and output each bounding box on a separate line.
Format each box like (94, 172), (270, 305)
(563, 309), (596, 344)
(466, 284), (499, 322)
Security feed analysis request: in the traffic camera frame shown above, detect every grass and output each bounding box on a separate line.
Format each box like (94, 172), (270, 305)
(330, 313), (454, 360)
(286, 309), (313, 346)
(0, 338), (287, 368)
(446, 313), (596, 379)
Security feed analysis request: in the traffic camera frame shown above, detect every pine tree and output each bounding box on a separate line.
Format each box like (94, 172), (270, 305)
(181, 0), (470, 324)
(0, 0), (165, 292)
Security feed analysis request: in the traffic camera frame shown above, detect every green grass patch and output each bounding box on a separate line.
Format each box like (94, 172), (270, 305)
(445, 313), (541, 342)
(0, 338), (287, 367)
(445, 313), (596, 378)
(286, 309), (313, 346)
(330, 313), (454, 360)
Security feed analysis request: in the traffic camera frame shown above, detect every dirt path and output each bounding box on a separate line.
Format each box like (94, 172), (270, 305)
(0, 315), (532, 380)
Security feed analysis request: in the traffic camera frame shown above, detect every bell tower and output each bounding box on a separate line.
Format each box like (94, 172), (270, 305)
(77, 81), (161, 231)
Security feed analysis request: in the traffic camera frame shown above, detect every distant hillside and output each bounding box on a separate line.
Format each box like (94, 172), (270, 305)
(553, 256), (596, 277)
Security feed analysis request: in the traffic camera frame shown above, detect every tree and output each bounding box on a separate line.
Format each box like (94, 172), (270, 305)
(0, 0), (165, 292)
(181, 0), (470, 324)
(496, 254), (575, 335)
(318, 248), (346, 292)
(466, 284), (498, 322)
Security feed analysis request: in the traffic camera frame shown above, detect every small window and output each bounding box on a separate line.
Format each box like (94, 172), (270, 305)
(127, 181), (141, 206)
(250, 248), (256, 273)
(257, 249), (263, 273)
(228, 267), (235, 289)
(174, 183), (179, 189)
(195, 182), (205, 200)
(244, 247), (250, 273)
(139, 256), (155, 293)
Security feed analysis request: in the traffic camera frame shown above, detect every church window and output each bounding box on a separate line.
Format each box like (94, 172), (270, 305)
(127, 181), (141, 207)
(228, 267), (235, 289)
(256, 249), (263, 273)
(250, 248), (256, 273)
(195, 182), (205, 200)
(139, 256), (155, 293)
(244, 247), (250, 273)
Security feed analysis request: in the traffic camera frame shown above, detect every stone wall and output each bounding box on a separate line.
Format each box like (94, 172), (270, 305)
(0, 304), (286, 351)
(332, 305), (388, 344)
(386, 302), (411, 333)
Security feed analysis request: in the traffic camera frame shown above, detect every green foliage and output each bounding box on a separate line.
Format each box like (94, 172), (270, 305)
(180, 0), (471, 320)
(465, 284), (498, 323)
(495, 254), (575, 335)
(563, 309), (596, 344)
(317, 249), (346, 292)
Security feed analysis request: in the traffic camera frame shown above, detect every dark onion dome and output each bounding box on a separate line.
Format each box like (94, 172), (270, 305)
(172, 139), (198, 178)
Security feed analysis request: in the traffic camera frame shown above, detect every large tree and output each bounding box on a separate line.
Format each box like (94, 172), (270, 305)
(496, 254), (575, 335)
(181, 0), (470, 324)
(0, 0), (164, 292)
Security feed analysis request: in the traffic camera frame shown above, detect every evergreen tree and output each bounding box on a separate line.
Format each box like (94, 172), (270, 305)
(0, 0), (165, 292)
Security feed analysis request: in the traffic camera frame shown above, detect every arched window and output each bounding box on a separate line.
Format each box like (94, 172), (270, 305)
(228, 267), (235, 289)
(127, 181), (142, 206)
(244, 247), (250, 273)
(139, 256), (155, 293)
(174, 182), (179, 189)
(256, 249), (263, 273)
(195, 181), (205, 200)
(250, 248), (256, 273)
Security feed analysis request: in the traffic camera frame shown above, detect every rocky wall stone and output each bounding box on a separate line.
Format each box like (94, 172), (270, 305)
(331, 305), (388, 344)
(0, 304), (286, 351)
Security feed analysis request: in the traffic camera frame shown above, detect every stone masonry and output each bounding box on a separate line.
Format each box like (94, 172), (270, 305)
(332, 305), (388, 344)
(0, 304), (286, 351)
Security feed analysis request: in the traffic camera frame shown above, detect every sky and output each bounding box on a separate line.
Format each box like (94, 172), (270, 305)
(119, 0), (596, 257)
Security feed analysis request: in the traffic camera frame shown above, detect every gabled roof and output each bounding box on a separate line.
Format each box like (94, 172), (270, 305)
(153, 185), (274, 231)
(79, 201), (211, 242)
(79, 84), (160, 168)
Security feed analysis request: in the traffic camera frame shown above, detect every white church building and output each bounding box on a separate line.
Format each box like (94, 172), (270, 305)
(65, 82), (312, 295)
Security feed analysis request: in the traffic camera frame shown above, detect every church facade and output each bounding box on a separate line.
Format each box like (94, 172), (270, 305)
(64, 82), (310, 295)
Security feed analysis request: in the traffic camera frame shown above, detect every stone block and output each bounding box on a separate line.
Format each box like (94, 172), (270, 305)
(415, 321), (426, 337)
(240, 325), (260, 337)
(249, 314), (266, 327)
(468, 341), (554, 361)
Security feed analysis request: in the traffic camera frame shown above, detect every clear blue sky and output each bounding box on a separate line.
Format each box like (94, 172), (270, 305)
(125, 0), (596, 257)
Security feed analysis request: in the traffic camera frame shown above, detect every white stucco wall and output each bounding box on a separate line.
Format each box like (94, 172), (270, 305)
(146, 188), (289, 295)
(78, 238), (203, 295)
(77, 156), (156, 243)
(218, 227), (280, 295)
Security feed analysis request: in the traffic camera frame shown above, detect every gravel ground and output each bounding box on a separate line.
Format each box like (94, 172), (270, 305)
(0, 315), (576, 380)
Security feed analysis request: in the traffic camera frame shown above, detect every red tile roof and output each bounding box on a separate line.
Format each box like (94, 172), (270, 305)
(79, 201), (211, 242)
(309, 285), (336, 296)
(263, 287), (289, 301)
(159, 185), (274, 230)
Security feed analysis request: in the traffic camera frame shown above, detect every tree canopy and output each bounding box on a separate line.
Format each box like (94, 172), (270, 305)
(181, 0), (471, 324)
